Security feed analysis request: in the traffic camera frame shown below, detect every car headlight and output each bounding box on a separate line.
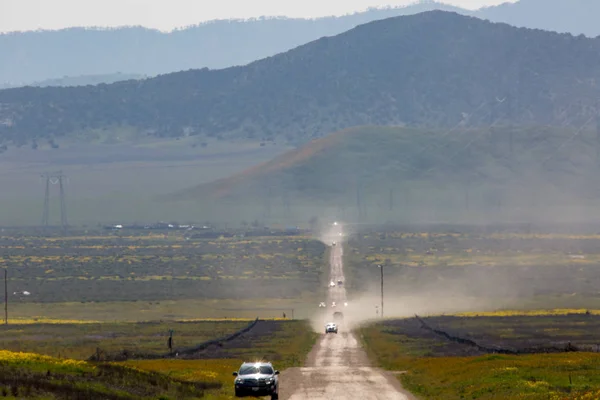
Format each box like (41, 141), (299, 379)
(235, 379), (244, 384)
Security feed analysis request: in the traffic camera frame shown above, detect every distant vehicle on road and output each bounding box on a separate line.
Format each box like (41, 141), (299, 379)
(325, 322), (338, 334)
(318, 302), (326, 308)
(329, 281), (336, 287)
(337, 280), (343, 286)
(333, 311), (344, 321)
(332, 241), (337, 246)
(331, 301), (337, 307)
(233, 362), (279, 399)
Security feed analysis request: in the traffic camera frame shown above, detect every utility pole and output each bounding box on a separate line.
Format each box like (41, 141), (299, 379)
(4, 269), (8, 325)
(378, 264), (384, 319)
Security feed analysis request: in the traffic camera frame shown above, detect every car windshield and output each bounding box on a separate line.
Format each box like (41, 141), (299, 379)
(239, 365), (274, 375)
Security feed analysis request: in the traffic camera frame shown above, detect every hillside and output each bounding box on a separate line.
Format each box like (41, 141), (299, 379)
(169, 125), (600, 223)
(1, 11), (599, 147)
(1, 0), (598, 85)
(0, 72), (145, 89)
(478, 0), (600, 38)
(0, 2), (465, 85)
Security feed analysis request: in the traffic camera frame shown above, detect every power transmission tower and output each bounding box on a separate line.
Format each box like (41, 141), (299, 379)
(41, 171), (68, 229)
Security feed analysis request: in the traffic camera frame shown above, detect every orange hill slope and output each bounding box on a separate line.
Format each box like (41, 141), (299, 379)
(166, 124), (600, 209)
(170, 128), (350, 200)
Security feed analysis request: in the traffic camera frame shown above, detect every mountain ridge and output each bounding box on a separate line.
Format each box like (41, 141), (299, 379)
(1, 0), (599, 85)
(1, 11), (599, 146)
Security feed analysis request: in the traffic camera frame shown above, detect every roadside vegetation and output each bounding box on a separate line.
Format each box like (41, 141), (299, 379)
(360, 314), (600, 399)
(126, 320), (317, 399)
(0, 320), (251, 360)
(0, 319), (316, 399)
(0, 350), (217, 399)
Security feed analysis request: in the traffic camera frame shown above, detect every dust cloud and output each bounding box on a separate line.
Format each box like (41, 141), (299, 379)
(305, 220), (529, 333)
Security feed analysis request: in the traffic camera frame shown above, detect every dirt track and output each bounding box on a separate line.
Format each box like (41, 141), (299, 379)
(279, 229), (414, 399)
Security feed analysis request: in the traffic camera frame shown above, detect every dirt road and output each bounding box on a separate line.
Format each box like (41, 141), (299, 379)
(279, 230), (414, 399)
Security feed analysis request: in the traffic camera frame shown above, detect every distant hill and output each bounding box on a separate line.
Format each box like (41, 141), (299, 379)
(0, 3), (465, 85)
(1, 11), (599, 147)
(169, 125), (600, 224)
(1, 0), (598, 85)
(478, 0), (600, 38)
(0, 72), (146, 89)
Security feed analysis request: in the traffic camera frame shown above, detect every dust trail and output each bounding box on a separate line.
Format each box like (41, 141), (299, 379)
(281, 222), (414, 400)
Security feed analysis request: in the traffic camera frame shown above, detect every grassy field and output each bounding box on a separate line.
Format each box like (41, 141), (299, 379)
(360, 314), (600, 400)
(2, 231), (328, 321)
(0, 350), (219, 399)
(125, 320), (317, 399)
(0, 320), (251, 360)
(0, 319), (316, 399)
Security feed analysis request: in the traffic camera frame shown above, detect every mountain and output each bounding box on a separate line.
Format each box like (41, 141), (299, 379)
(478, 0), (600, 38)
(0, 0), (598, 86)
(0, 3), (466, 85)
(0, 73), (146, 89)
(1, 11), (600, 147)
(169, 125), (600, 224)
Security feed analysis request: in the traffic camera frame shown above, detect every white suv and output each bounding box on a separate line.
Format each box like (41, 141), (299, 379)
(325, 322), (338, 334)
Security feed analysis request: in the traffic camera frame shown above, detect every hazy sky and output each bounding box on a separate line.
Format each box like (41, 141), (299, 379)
(1, 0), (516, 33)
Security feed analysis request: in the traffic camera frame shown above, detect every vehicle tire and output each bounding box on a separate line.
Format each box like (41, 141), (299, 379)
(271, 390), (279, 400)
(235, 389), (243, 397)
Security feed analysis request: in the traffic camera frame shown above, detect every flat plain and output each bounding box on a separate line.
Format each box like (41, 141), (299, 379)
(5, 226), (600, 399)
(2, 229), (327, 321)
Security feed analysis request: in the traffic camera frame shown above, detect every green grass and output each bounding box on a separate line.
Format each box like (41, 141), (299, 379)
(0, 319), (317, 399)
(0, 320), (251, 360)
(0, 350), (217, 399)
(125, 320), (318, 400)
(9, 298), (316, 322)
(359, 317), (600, 400)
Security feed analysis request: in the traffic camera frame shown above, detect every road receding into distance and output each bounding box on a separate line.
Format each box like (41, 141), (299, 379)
(280, 223), (414, 399)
